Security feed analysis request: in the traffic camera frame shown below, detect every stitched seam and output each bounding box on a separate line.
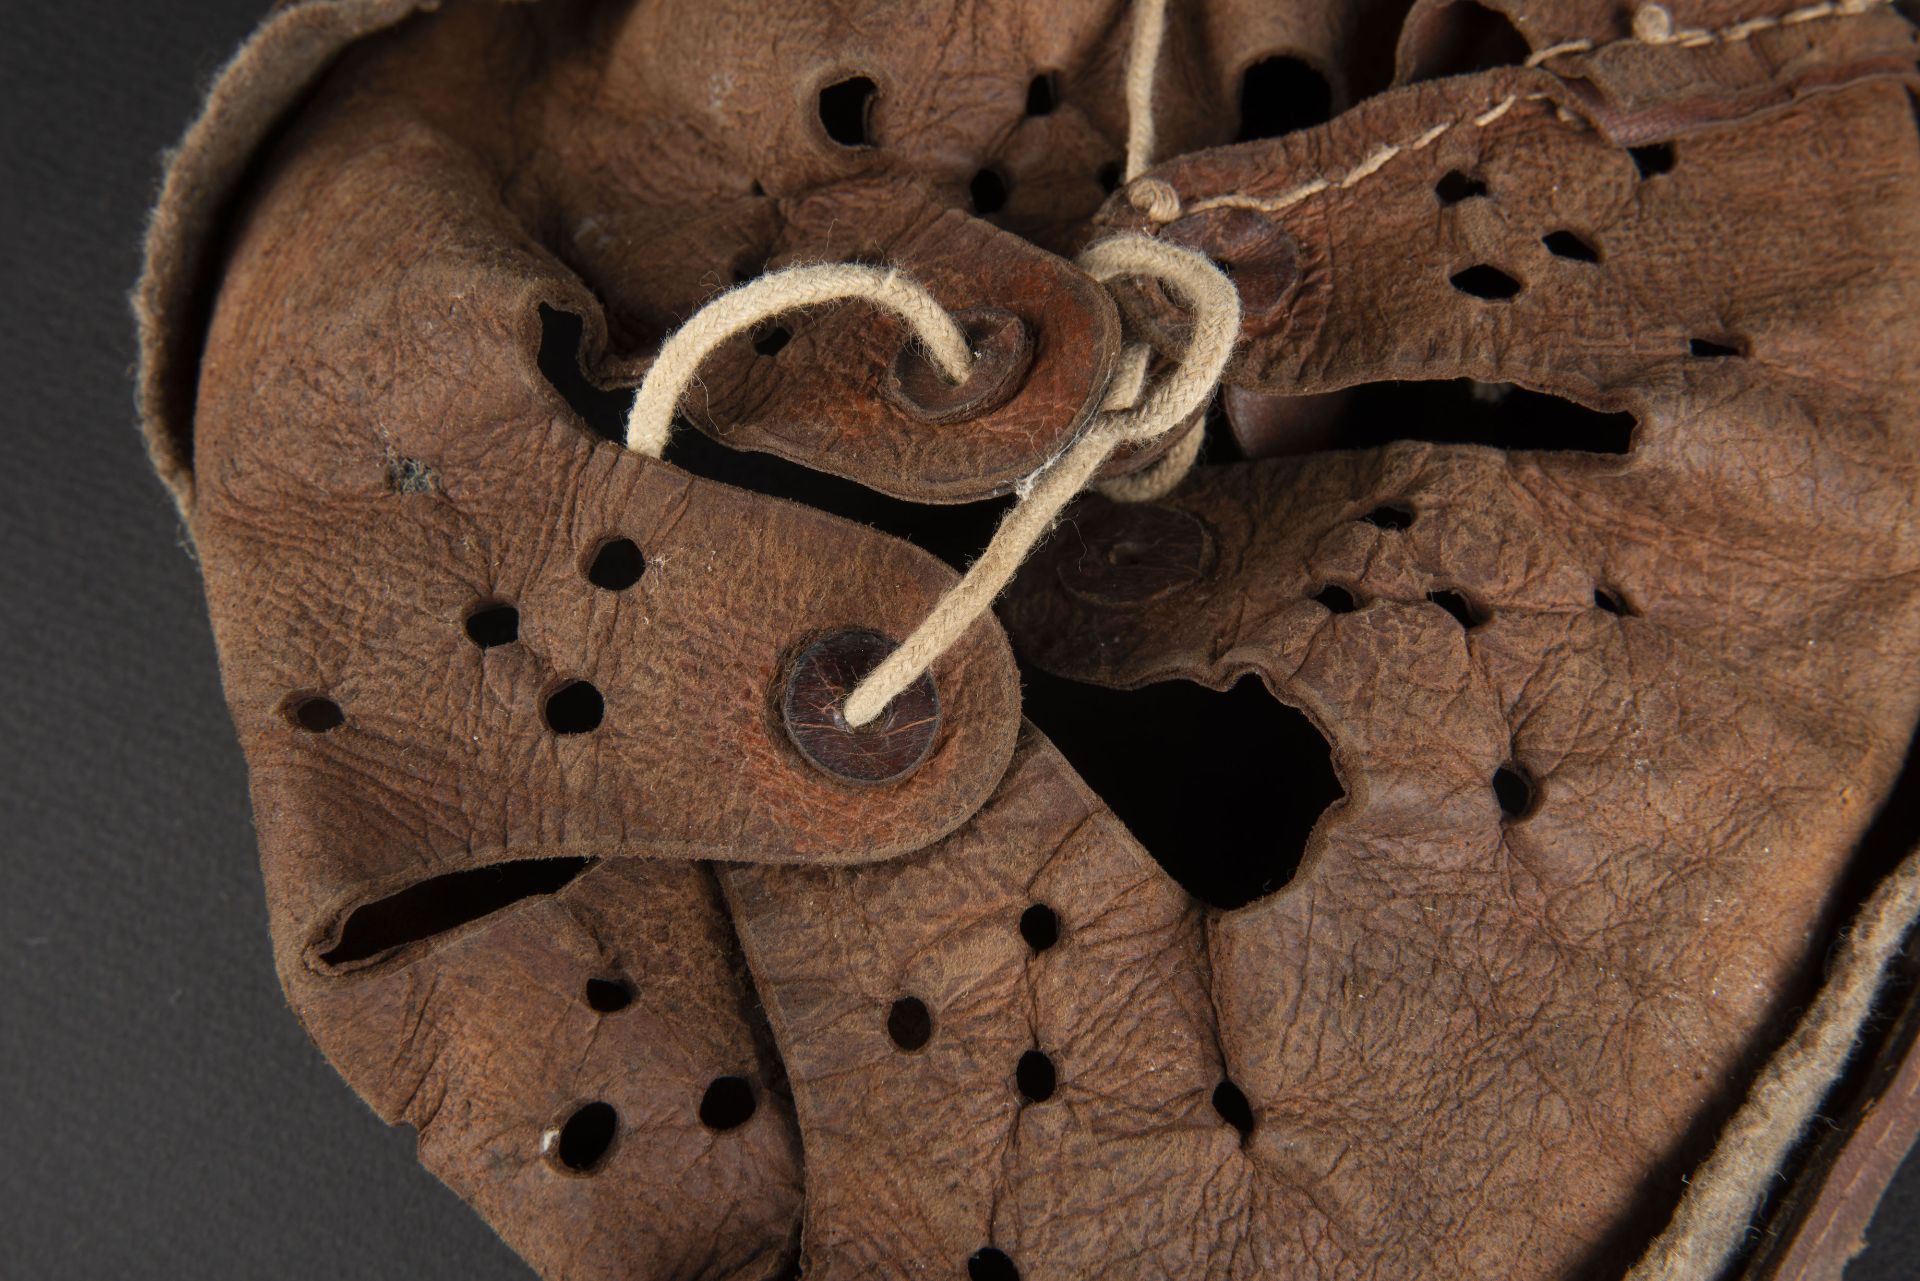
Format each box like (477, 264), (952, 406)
(1133, 0), (1899, 226)
(1531, 0), (1892, 65)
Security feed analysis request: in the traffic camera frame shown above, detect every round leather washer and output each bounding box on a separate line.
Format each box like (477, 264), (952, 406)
(781, 629), (940, 784)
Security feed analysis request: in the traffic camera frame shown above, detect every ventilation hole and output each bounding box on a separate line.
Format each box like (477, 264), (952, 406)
(699, 1076), (757, 1131)
(1542, 230), (1600, 263)
(1404, 1), (1531, 83)
(1689, 337), (1746, 359)
(1235, 55), (1332, 141)
(1629, 142), (1676, 178)
(1428, 588), (1489, 629)
(1450, 264), (1523, 300)
(1493, 763), (1537, 819)
(886, 996), (933, 1051)
(536, 305), (632, 444)
(1313, 583), (1357, 613)
(1016, 1049), (1057, 1102)
(663, 423), (1009, 572)
(753, 325), (791, 357)
(585, 977), (633, 1013)
(1019, 903), (1060, 952)
(819, 75), (878, 146)
(733, 252), (770, 283)
(970, 168), (1010, 215)
(464, 603), (518, 648)
(544, 681), (604, 735)
(1594, 586), (1632, 615)
(1019, 672), (1342, 909)
(320, 858), (595, 967)
(1096, 161), (1122, 193)
(586, 537), (645, 590)
(1363, 504), (1415, 530)
(968, 1248), (1021, 1281)
(288, 696), (344, 733)
(1435, 170), (1488, 204)
(552, 1101), (617, 1173)
(1025, 71), (1058, 116)
(1212, 1079), (1256, 1137)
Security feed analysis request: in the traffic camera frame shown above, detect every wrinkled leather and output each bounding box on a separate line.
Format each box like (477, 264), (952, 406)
(139, 0), (1920, 1278)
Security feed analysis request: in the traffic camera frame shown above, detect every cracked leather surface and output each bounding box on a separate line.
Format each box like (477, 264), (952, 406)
(138, 0), (1920, 1278)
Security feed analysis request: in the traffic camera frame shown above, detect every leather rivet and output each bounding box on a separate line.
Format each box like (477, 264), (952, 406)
(1159, 208), (1299, 328)
(886, 307), (1033, 423)
(1054, 500), (1212, 607)
(781, 629), (939, 784)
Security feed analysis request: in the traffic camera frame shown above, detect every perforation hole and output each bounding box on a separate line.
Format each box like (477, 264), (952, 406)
(288, 696), (344, 733)
(970, 168), (1010, 215)
(1235, 55), (1332, 140)
(1016, 1050), (1056, 1102)
(1689, 337), (1746, 359)
(886, 997), (933, 1051)
(585, 977), (632, 1013)
(733, 251), (770, 284)
(1019, 903), (1060, 951)
(1494, 763), (1537, 819)
(544, 681), (604, 735)
(699, 1076), (757, 1131)
(1629, 143), (1675, 178)
(1594, 586), (1633, 616)
(464, 603), (519, 648)
(551, 1101), (617, 1173)
(1363, 504), (1415, 530)
(819, 75), (878, 146)
(968, 1248), (1021, 1281)
(1212, 1079), (1256, 1137)
(1542, 230), (1600, 263)
(1428, 589), (1488, 629)
(753, 325), (791, 357)
(1450, 264), (1523, 300)
(586, 537), (645, 590)
(1026, 71), (1058, 116)
(1435, 170), (1488, 204)
(1313, 583), (1357, 613)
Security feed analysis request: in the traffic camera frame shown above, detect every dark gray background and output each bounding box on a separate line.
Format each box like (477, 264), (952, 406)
(0, 4), (1915, 1277)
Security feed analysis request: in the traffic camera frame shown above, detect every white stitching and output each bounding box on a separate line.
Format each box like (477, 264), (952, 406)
(1145, 92), (1549, 222)
(1131, 0), (1901, 226)
(1627, 0), (1892, 53)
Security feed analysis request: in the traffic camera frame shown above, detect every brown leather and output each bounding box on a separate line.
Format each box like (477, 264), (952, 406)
(139, 0), (1920, 1279)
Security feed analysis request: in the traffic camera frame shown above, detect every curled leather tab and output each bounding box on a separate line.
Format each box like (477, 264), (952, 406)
(659, 179), (1124, 502)
(192, 17), (1028, 916)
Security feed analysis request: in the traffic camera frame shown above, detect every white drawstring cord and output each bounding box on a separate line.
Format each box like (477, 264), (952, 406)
(623, 263), (974, 458)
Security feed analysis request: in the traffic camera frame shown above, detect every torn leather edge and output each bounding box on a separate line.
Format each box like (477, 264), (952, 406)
(135, 0), (475, 517)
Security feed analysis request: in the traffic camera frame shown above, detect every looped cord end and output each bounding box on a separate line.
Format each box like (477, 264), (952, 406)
(1632, 4), (1676, 43)
(1128, 178), (1183, 224)
(622, 263), (974, 458)
(840, 236), (1240, 728)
